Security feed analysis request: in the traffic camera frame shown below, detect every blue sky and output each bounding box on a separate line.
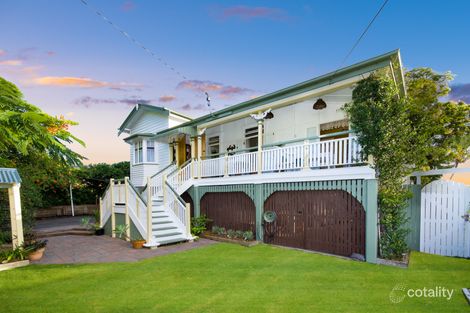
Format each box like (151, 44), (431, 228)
(1, 0), (469, 163)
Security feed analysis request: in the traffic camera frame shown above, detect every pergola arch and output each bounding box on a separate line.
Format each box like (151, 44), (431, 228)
(0, 168), (24, 248)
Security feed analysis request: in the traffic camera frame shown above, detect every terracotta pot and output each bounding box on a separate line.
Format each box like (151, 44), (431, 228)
(132, 240), (146, 249)
(28, 247), (45, 261)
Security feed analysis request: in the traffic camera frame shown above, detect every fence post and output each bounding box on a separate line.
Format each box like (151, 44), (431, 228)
(110, 178), (115, 238)
(257, 119), (263, 174)
(99, 197), (103, 228)
(185, 203), (192, 239)
(146, 177), (152, 244)
(303, 139), (309, 170)
(162, 174), (167, 206)
(224, 153), (229, 177)
(124, 177), (130, 241)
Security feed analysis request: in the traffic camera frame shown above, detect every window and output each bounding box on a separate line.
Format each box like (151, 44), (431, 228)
(208, 136), (220, 157)
(245, 126), (259, 151)
(134, 141), (143, 164)
(146, 140), (155, 162)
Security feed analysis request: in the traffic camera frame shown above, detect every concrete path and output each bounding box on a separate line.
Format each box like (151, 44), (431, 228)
(34, 216), (93, 233)
(33, 236), (216, 264)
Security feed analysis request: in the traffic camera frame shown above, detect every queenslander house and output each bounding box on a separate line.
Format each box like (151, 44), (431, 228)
(100, 50), (406, 263)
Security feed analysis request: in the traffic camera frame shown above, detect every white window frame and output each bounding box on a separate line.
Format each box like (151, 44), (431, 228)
(146, 140), (157, 163)
(134, 140), (143, 165)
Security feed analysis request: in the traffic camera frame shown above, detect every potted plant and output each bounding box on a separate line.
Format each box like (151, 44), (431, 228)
(25, 239), (48, 261)
(81, 216), (104, 235)
(113, 224), (146, 249)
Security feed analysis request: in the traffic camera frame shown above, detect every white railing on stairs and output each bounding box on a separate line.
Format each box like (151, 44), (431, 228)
(164, 181), (191, 239)
(147, 163), (177, 200)
(167, 160), (194, 193)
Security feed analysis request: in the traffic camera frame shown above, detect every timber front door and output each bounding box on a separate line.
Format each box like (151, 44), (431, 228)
(264, 190), (365, 257)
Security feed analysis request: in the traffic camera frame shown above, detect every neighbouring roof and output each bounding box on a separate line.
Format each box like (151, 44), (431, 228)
(0, 168), (21, 184)
(156, 49), (405, 137)
(118, 104), (193, 135)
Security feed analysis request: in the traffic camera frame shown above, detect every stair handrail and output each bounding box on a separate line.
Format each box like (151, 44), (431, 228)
(141, 163), (176, 193)
(164, 180), (191, 239)
(167, 159), (193, 192)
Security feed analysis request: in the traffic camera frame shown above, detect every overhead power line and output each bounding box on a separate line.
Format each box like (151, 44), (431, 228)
(79, 0), (213, 110)
(339, 0), (390, 68)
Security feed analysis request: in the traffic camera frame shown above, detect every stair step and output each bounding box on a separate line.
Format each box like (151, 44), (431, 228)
(152, 212), (169, 218)
(154, 234), (188, 246)
(152, 224), (178, 231)
(152, 220), (172, 225)
(153, 228), (183, 237)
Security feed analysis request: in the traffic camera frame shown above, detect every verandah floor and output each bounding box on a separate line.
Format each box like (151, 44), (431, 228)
(1, 243), (469, 312)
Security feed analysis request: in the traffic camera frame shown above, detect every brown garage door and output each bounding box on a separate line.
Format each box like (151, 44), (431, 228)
(264, 190), (365, 257)
(201, 192), (256, 234)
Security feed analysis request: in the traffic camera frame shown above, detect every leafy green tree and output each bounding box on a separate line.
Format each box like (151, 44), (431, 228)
(0, 77), (85, 235)
(0, 77), (84, 166)
(344, 68), (469, 259)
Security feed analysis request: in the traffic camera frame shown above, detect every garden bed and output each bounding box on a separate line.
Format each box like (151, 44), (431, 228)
(0, 260), (29, 272)
(201, 232), (259, 247)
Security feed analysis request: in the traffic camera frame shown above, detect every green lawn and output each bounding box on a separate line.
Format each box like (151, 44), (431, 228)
(0, 243), (469, 313)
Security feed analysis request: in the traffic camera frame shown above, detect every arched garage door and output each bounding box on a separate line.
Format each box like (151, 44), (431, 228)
(264, 190), (365, 257)
(201, 192), (256, 234)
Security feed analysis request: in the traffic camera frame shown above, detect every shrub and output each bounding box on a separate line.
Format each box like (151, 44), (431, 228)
(212, 226), (226, 236)
(191, 215), (211, 236)
(243, 231), (254, 241)
(226, 229), (236, 239)
(234, 230), (244, 239)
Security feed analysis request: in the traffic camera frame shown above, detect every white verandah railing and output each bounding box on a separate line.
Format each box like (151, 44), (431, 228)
(193, 136), (363, 179)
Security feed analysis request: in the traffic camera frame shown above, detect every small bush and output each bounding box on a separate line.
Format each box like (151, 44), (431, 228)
(226, 229), (236, 239)
(234, 230), (244, 239)
(243, 231), (254, 241)
(212, 225), (226, 236)
(191, 215), (211, 236)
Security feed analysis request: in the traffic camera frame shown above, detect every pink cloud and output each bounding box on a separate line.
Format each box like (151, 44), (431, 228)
(121, 1), (135, 12)
(217, 5), (288, 21)
(0, 49), (6, 56)
(33, 76), (144, 91)
(158, 95), (176, 102)
(46, 51), (56, 56)
(74, 96), (154, 108)
(0, 59), (23, 66)
(177, 79), (252, 98)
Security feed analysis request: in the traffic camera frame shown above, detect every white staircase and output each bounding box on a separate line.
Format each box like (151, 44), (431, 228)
(100, 163), (193, 248)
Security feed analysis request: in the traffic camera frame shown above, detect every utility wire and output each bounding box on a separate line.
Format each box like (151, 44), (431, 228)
(79, 0), (212, 110)
(338, 0), (390, 69)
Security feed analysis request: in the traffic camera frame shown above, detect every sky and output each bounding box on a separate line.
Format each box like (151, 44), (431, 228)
(1, 0), (469, 164)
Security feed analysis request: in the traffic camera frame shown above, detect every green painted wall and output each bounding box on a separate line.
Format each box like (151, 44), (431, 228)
(103, 213), (144, 241)
(404, 184), (421, 251)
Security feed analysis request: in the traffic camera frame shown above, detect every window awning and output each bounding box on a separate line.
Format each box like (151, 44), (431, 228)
(0, 168), (21, 186)
(320, 119), (349, 131)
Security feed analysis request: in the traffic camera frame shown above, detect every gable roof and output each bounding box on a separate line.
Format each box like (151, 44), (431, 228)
(156, 49), (405, 137)
(0, 168), (21, 184)
(118, 104), (192, 135)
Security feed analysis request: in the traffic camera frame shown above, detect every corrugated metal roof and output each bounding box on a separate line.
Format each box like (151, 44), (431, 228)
(0, 168), (22, 184)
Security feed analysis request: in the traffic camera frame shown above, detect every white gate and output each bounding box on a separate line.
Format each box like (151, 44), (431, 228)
(420, 180), (470, 258)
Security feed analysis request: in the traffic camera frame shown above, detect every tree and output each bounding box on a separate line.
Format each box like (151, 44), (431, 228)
(406, 68), (470, 170)
(0, 77), (85, 235)
(0, 77), (84, 167)
(344, 68), (470, 259)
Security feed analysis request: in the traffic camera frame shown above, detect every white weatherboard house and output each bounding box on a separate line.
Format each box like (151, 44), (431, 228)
(101, 50), (405, 263)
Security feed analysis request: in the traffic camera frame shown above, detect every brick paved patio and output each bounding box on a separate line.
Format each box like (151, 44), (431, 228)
(33, 235), (216, 264)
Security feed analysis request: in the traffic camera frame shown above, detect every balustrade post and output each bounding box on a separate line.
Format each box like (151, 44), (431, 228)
(303, 139), (310, 170)
(124, 177), (130, 241)
(185, 203), (191, 239)
(110, 178), (115, 238)
(162, 174), (167, 206)
(257, 119), (263, 174)
(197, 135), (202, 178)
(224, 153), (229, 177)
(99, 197), (103, 228)
(146, 177), (152, 244)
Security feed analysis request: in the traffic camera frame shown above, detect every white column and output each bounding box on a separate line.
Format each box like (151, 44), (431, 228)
(197, 135), (202, 178)
(110, 178), (115, 238)
(8, 184), (23, 248)
(257, 120), (263, 174)
(146, 177), (152, 244)
(190, 137), (196, 178)
(124, 177), (130, 241)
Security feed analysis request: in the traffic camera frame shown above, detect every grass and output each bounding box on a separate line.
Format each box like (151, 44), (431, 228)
(0, 243), (469, 313)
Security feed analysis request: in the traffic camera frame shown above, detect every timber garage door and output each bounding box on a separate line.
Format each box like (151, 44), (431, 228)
(264, 190), (365, 257)
(200, 192), (256, 234)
